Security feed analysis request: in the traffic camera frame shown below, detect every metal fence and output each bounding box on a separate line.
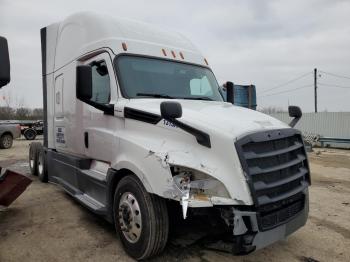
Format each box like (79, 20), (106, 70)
(269, 112), (350, 148)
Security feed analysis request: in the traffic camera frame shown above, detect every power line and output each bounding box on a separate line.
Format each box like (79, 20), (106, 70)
(260, 72), (312, 94)
(260, 84), (312, 98)
(318, 82), (350, 89)
(319, 70), (350, 80)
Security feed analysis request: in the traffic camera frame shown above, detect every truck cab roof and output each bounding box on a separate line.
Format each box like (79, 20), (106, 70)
(46, 12), (208, 73)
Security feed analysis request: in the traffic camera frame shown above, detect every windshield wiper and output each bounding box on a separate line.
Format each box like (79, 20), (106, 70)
(181, 96), (213, 101)
(136, 93), (175, 99)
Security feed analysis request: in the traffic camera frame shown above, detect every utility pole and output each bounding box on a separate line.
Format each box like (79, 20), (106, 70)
(314, 68), (318, 113)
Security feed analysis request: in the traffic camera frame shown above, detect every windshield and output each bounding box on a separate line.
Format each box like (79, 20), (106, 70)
(115, 56), (223, 101)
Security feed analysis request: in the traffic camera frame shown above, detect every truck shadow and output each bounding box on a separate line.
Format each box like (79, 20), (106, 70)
(63, 192), (230, 260)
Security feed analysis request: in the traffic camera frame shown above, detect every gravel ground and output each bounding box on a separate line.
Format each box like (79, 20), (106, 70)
(0, 139), (349, 262)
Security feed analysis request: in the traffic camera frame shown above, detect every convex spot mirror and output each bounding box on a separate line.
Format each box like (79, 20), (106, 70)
(288, 106), (302, 118)
(288, 105), (302, 128)
(0, 36), (10, 88)
(160, 101), (182, 120)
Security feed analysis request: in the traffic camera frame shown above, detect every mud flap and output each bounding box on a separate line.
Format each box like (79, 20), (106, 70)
(0, 167), (32, 207)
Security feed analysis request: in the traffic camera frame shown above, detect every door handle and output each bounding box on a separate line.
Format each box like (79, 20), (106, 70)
(84, 132), (89, 148)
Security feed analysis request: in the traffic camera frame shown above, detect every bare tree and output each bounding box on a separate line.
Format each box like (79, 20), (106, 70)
(16, 107), (31, 119)
(0, 107), (15, 120)
(259, 106), (287, 114)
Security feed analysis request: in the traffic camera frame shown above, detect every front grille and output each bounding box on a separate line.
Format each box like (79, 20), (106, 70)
(235, 128), (310, 230)
(260, 194), (305, 230)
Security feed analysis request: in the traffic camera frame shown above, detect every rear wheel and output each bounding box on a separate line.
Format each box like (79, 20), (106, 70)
(114, 175), (169, 260)
(0, 134), (13, 149)
(24, 129), (37, 140)
(37, 148), (48, 182)
(29, 142), (42, 176)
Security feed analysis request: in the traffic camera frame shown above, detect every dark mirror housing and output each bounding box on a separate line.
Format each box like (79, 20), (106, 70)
(288, 106), (302, 127)
(0, 36), (10, 88)
(160, 101), (182, 120)
(289, 106), (302, 118)
(225, 81), (234, 104)
(76, 65), (92, 101)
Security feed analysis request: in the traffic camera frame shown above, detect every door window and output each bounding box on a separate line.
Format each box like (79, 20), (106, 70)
(91, 61), (110, 104)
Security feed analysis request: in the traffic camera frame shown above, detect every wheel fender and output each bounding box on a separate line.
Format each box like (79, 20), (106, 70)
(110, 160), (153, 193)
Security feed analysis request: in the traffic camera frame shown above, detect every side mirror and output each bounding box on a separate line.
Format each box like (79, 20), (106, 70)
(225, 81), (234, 104)
(160, 101), (211, 148)
(76, 65), (92, 101)
(0, 36), (10, 88)
(160, 101), (182, 120)
(288, 106), (302, 127)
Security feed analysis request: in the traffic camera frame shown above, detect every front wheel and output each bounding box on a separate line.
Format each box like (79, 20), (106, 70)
(114, 175), (169, 260)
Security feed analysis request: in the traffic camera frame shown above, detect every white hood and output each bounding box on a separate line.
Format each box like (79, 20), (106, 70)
(124, 98), (289, 139)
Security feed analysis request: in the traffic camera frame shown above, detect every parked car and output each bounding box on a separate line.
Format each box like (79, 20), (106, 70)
(0, 123), (21, 149)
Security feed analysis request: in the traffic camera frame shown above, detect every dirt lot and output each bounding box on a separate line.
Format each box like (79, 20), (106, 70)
(0, 139), (349, 262)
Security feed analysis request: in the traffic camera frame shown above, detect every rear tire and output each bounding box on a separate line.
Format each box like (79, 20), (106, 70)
(29, 142), (42, 176)
(114, 175), (169, 260)
(37, 147), (48, 182)
(0, 134), (13, 149)
(24, 128), (37, 140)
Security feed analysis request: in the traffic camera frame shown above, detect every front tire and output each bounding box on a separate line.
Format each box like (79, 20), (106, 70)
(0, 134), (13, 149)
(114, 175), (169, 260)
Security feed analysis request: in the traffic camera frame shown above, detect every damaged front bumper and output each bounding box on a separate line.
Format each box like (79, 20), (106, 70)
(217, 189), (309, 255)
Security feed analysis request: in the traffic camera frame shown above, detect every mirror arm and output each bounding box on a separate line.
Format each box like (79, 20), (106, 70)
(165, 117), (211, 148)
(78, 97), (114, 115)
(289, 116), (301, 128)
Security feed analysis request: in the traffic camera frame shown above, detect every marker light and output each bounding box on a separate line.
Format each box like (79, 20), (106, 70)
(204, 58), (208, 65)
(171, 50), (176, 58)
(122, 42), (127, 51)
(162, 49), (167, 56)
(179, 52), (184, 59)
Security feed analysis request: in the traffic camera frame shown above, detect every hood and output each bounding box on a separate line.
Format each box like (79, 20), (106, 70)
(123, 98), (289, 139)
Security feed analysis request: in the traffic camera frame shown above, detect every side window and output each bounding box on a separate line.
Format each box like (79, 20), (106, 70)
(91, 61), (110, 104)
(190, 76), (213, 96)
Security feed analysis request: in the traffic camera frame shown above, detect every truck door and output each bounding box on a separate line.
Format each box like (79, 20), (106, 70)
(81, 52), (118, 163)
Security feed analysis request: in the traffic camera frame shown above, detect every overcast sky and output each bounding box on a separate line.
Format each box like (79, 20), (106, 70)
(1, 0), (350, 112)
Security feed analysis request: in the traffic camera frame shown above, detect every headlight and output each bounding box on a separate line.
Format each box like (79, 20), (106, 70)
(171, 166), (230, 198)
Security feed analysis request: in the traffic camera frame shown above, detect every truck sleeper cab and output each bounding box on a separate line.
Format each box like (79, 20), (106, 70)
(32, 12), (310, 260)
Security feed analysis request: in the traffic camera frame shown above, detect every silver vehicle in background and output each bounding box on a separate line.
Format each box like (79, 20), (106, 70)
(0, 123), (21, 149)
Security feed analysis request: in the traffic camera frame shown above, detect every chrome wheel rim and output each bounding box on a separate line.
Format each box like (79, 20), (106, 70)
(30, 159), (34, 169)
(38, 155), (43, 175)
(3, 136), (11, 148)
(118, 192), (142, 243)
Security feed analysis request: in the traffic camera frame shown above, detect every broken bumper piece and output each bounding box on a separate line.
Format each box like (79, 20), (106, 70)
(213, 190), (309, 255)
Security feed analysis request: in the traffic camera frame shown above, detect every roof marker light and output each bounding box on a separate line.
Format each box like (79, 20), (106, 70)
(171, 50), (176, 58)
(204, 58), (209, 65)
(162, 49), (167, 56)
(122, 42), (127, 51)
(179, 52), (184, 59)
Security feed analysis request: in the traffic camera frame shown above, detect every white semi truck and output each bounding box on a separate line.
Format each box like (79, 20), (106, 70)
(3, 12), (310, 260)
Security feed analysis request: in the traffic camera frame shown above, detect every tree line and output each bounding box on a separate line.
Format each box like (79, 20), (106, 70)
(0, 107), (43, 120)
